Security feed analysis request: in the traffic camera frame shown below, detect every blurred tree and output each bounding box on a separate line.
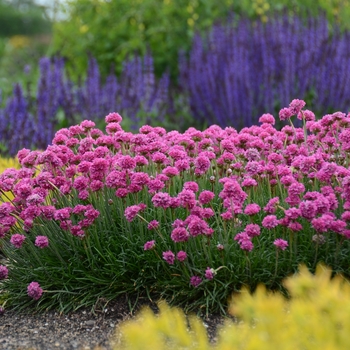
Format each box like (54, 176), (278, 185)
(0, 0), (52, 37)
(51, 0), (238, 81)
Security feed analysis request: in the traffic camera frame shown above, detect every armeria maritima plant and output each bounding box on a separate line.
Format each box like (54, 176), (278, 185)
(1, 100), (350, 314)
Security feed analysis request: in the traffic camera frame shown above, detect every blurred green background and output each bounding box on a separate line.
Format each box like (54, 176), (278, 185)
(1, 0), (350, 112)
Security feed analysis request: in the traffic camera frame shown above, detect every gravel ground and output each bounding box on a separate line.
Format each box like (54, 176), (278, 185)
(0, 296), (228, 350)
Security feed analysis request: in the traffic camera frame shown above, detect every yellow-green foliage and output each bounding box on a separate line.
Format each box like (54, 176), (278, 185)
(113, 264), (350, 349)
(0, 156), (19, 174)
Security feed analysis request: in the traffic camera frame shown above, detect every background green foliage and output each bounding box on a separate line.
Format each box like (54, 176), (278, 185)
(0, 0), (51, 37)
(51, 0), (350, 82)
(0, 0), (52, 99)
(51, 0), (238, 80)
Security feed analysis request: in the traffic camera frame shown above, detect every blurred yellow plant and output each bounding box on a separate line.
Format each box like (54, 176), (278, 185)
(0, 157), (19, 174)
(8, 35), (31, 49)
(112, 264), (350, 349)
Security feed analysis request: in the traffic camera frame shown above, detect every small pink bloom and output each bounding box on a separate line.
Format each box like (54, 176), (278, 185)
(241, 178), (258, 187)
(105, 112), (122, 123)
(289, 99), (306, 116)
(54, 208), (72, 221)
(239, 239), (254, 251)
(115, 188), (129, 198)
(35, 236), (49, 249)
(10, 234), (26, 248)
(205, 267), (215, 280)
(245, 223), (261, 238)
(0, 265), (9, 279)
(176, 251), (187, 262)
(27, 281), (43, 300)
(262, 215), (279, 229)
(124, 204), (145, 222)
(143, 240), (155, 251)
(244, 203), (261, 216)
(162, 251), (175, 265)
(190, 276), (202, 287)
(263, 197), (280, 214)
(106, 122), (122, 134)
(147, 220), (159, 230)
(198, 190), (215, 205)
(259, 113), (275, 125)
(274, 238), (288, 250)
(183, 181), (199, 192)
(171, 227), (190, 243)
(80, 120), (95, 131)
(279, 107), (294, 121)
(151, 192), (172, 209)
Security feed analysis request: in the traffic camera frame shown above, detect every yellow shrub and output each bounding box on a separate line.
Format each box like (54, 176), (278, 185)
(0, 157), (19, 174)
(112, 264), (350, 350)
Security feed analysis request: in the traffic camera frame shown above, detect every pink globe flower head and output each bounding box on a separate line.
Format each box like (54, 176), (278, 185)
(279, 107), (294, 121)
(244, 203), (261, 216)
(27, 281), (43, 300)
(106, 122), (122, 135)
(183, 181), (199, 192)
(162, 166), (179, 178)
(205, 267), (215, 280)
(288, 222), (303, 232)
(162, 250), (175, 265)
(274, 238), (289, 250)
(176, 251), (187, 262)
(171, 227), (190, 243)
(289, 99), (306, 116)
(116, 155), (136, 171)
(105, 112), (123, 123)
(124, 204), (146, 222)
(0, 265), (9, 279)
(194, 155), (211, 175)
(54, 208), (72, 221)
(259, 113), (275, 125)
(245, 223), (261, 238)
(34, 236), (49, 249)
(151, 192), (172, 209)
(115, 188), (129, 198)
(262, 215), (279, 229)
(239, 239), (254, 252)
(187, 217), (212, 237)
(143, 240), (156, 251)
(10, 234), (26, 248)
(217, 243), (224, 251)
(190, 276), (202, 288)
(284, 208), (301, 220)
(298, 109), (315, 121)
(177, 189), (196, 210)
(241, 178), (258, 187)
(147, 220), (159, 230)
(80, 120), (95, 131)
(198, 190), (215, 205)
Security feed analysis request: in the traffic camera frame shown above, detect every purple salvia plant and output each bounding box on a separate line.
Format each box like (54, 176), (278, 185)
(180, 15), (350, 128)
(0, 54), (171, 156)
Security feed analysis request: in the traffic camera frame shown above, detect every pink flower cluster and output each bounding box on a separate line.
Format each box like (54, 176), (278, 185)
(0, 265), (8, 279)
(27, 281), (43, 300)
(2, 101), (350, 295)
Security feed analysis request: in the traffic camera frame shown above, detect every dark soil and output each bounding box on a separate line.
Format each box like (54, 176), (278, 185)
(0, 295), (230, 350)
